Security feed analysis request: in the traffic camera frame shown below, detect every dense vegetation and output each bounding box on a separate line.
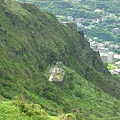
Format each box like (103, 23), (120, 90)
(0, 0), (120, 119)
(0, 97), (76, 120)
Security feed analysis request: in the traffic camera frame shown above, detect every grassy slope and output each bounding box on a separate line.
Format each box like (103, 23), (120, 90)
(0, 99), (77, 120)
(0, 0), (120, 119)
(0, 67), (120, 120)
(0, 100), (62, 120)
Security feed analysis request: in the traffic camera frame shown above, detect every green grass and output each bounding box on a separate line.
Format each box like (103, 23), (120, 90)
(0, 100), (57, 120)
(0, 99), (77, 120)
(107, 63), (116, 70)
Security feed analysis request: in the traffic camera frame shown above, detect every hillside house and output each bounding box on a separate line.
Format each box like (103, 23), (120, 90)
(115, 61), (120, 69)
(114, 69), (120, 75)
(113, 28), (120, 34)
(100, 53), (108, 63)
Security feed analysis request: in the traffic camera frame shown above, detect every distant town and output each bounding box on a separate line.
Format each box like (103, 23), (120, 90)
(61, 8), (120, 34)
(89, 39), (120, 75)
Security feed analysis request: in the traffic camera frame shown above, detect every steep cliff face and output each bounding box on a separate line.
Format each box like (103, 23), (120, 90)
(0, 0), (120, 100)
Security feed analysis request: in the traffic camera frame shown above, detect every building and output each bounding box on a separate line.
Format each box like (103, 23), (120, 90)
(67, 16), (73, 21)
(100, 53), (108, 63)
(113, 28), (120, 34)
(109, 70), (118, 75)
(94, 9), (102, 12)
(115, 61), (120, 69)
(114, 54), (120, 59)
(114, 69), (120, 75)
(100, 52), (114, 63)
(108, 52), (114, 63)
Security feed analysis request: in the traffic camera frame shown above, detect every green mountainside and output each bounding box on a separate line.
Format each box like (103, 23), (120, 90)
(0, 0), (120, 119)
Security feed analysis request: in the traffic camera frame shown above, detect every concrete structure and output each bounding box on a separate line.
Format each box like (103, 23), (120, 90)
(113, 28), (120, 34)
(115, 69), (120, 75)
(108, 52), (114, 63)
(99, 52), (114, 63)
(114, 54), (120, 59)
(49, 62), (65, 82)
(115, 61), (120, 69)
(100, 53), (108, 63)
(109, 70), (118, 75)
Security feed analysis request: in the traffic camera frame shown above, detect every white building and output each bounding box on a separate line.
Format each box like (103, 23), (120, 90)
(109, 70), (118, 75)
(114, 69), (120, 75)
(115, 61), (120, 69)
(100, 52), (114, 63)
(108, 52), (114, 63)
(100, 53), (108, 63)
(114, 54), (120, 59)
